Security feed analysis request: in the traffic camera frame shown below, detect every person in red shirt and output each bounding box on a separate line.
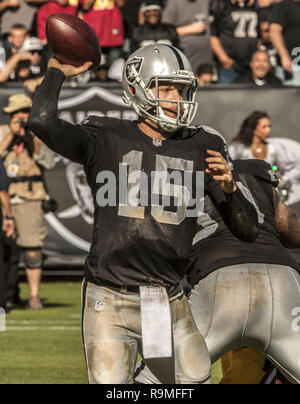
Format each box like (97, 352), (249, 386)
(28, 0), (79, 43)
(78, 0), (125, 69)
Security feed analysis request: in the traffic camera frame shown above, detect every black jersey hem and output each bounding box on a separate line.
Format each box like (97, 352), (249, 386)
(190, 256), (299, 287)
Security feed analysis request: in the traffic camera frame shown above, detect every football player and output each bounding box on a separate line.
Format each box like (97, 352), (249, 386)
(28, 44), (258, 384)
(135, 159), (300, 384)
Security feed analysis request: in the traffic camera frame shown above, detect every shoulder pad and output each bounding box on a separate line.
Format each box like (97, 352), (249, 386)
(178, 125), (200, 138)
(80, 116), (122, 129)
(182, 125), (227, 145)
(199, 125), (228, 146)
(233, 159), (279, 187)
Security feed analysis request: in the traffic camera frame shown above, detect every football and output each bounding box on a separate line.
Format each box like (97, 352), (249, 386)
(46, 13), (101, 69)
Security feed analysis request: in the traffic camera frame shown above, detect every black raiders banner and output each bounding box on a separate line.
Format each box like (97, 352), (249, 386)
(0, 83), (299, 267)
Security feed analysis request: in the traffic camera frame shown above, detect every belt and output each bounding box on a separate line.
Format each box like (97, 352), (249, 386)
(10, 175), (43, 183)
(98, 281), (183, 298)
(10, 175), (43, 191)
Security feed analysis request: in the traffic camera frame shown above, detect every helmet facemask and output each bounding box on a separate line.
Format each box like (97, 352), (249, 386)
(142, 76), (198, 132)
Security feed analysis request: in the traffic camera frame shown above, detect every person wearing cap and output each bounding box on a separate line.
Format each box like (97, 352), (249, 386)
(131, 0), (178, 52)
(0, 94), (55, 310)
(17, 36), (48, 93)
(0, 36), (47, 92)
(0, 46), (35, 84)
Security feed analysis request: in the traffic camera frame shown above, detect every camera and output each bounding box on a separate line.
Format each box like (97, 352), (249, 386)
(20, 120), (30, 131)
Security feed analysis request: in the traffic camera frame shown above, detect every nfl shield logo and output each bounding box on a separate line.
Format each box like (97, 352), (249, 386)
(153, 138), (162, 147)
(95, 301), (104, 312)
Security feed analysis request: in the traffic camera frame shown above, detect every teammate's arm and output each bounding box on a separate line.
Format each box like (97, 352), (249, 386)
(208, 177), (259, 242)
(28, 58), (93, 164)
(205, 142), (258, 242)
(274, 189), (300, 248)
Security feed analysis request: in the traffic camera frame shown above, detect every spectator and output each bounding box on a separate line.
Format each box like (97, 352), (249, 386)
(78, 0), (125, 75)
(0, 0), (39, 36)
(255, 0), (282, 9)
(210, 0), (259, 83)
(29, 0), (78, 44)
(121, 0), (140, 27)
(195, 63), (214, 86)
(255, 0), (273, 7)
(120, 0), (141, 53)
(0, 0), (20, 32)
(0, 94), (55, 310)
(0, 49), (35, 83)
(162, 0), (212, 73)
(269, 0), (300, 86)
(0, 23), (29, 68)
(257, 8), (278, 69)
(229, 111), (300, 207)
(233, 49), (282, 86)
(131, 0), (178, 52)
(0, 35), (47, 93)
(0, 159), (14, 312)
(17, 36), (48, 93)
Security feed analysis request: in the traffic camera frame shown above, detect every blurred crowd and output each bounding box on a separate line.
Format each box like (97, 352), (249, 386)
(0, 0), (299, 90)
(0, 0), (299, 313)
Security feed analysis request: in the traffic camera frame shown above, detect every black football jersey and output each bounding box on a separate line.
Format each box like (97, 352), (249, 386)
(211, 2), (258, 71)
(131, 23), (179, 53)
(81, 117), (228, 287)
(188, 159), (298, 287)
(29, 68), (258, 288)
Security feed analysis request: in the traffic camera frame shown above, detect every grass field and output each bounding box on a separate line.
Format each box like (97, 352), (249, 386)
(0, 281), (222, 384)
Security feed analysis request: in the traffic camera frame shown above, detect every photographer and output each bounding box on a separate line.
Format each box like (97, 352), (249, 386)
(0, 94), (55, 310)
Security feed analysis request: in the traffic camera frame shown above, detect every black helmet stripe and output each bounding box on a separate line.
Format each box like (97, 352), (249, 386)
(164, 45), (185, 70)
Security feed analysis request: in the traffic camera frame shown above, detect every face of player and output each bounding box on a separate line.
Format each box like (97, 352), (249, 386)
(150, 81), (185, 121)
(8, 29), (28, 50)
(144, 10), (161, 26)
(250, 51), (271, 79)
(253, 117), (272, 142)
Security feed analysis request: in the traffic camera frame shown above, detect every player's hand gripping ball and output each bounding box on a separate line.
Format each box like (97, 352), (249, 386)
(46, 13), (101, 68)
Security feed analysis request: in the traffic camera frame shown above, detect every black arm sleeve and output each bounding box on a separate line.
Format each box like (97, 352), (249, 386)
(204, 132), (259, 242)
(208, 178), (259, 242)
(224, 186), (259, 242)
(28, 68), (95, 164)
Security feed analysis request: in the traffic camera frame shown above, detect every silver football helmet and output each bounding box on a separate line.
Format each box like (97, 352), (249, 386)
(122, 44), (198, 132)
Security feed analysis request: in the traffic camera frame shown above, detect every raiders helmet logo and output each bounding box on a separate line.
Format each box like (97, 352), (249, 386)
(126, 57), (144, 84)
